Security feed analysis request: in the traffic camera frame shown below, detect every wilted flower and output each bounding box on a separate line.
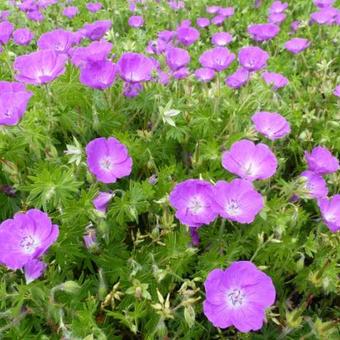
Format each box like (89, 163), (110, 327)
(83, 20), (112, 40)
(93, 191), (114, 213)
(211, 32), (232, 46)
(199, 47), (235, 72)
(248, 23), (280, 41)
(128, 15), (144, 28)
(38, 29), (76, 54)
(189, 227), (200, 246)
(176, 26), (200, 46)
(203, 261), (276, 332)
(83, 228), (97, 249)
(169, 179), (217, 227)
(299, 171), (328, 199)
(318, 195), (340, 232)
(195, 67), (215, 82)
(14, 50), (68, 85)
(284, 38), (310, 54)
(63, 6), (79, 19)
(225, 67), (250, 89)
(262, 71), (288, 89)
(80, 60), (117, 90)
(238, 46), (269, 72)
(313, 0), (335, 8)
(24, 259), (47, 284)
(0, 21), (14, 45)
(304, 146), (339, 175)
(13, 28), (34, 46)
(222, 139), (278, 181)
(196, 17), (210, 28)
(0, 209), (59, 270)
(333, 85), (340, 97)
(86, 2), (102, 12)
(212, 179), (264, 223)
(86, 137), (133, 183)
(165, 47), (190, 71)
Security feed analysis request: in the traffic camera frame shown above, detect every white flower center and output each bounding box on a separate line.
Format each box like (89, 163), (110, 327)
(225, 199), (241, 216)
(324, 212), (336, 223)
(20, 235), (40, 254)
(187, 195), (205, 215)
(100, 157), (114, 171)
(243, 161), (258, 177)
(227, 288), (246, 308)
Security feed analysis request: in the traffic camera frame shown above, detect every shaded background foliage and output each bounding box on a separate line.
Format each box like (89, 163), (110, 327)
(0, 0), (339, 339)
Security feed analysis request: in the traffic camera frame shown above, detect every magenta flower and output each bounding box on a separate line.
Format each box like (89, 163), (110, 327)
(26, 10), (44, 22)
(80, 60), (117, 90)
(38, 29), (76, 54)
(225, 67), (250, 89)
(128, 15), (144, 28)
(118, 52), (154, 83)
(0, 21), (14, 45)
(0, 209), (59, 270)
(206, 6), (220, 14)
(24, 259), (47, 284)
(86, 137), (132, 184)
(262, 71), (288, 89)
(158, 30), (175, 42)
(310, 8), (337, 25)
(290, 21), (300, 32)
(248, 23), (280, 42)
(168, 0), (184, 10)
(83, 20), (112, 40)
(268, 13), (286, 25)
(165, 47), (190, 71)
(212, 179), (264, 223)
(304, 146), (339, 175)
(93, 191), (114, 213)
(211, 32), (232, 46)
(218, 7), (234, 18)
(203, 261), (276, 332)
(179, 19), (191, 28)
(0, 10), (10, 21)
(284, 38), (310, 54)
(251, 111), (290, 140)
(13, 28), (34, 46)
(169, 179), (218, 228)
(269, 1), (288, 14)
(63, 6), (79, 19)
(195, 67), (215, 82)
(238, 46), (269, 72)
(300, 171), (328, 199)
(222, 139), (277, 181)
(123, 82), (143, 97)
(172, 67), (190, 80)
(318, 195), (340, 232)
(199, 47), (235, 72)
(176, 26), (200, 46)
(86, 2), (102, 12)
(196, 17), (210, 28)
(211, 15), (226, 26)
(14, 50), (68, 85)
(313, 0), (335, 8)
(333, 85), (340, 97)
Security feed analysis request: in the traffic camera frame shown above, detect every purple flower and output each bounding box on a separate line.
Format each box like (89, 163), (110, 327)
(168, 0), (184, 11)
(176, 26), (200, 46)
(218, 7), (234, 18)
(269, 1), (288, 14)
(169, 179), (218, 228)
(238, 46), (269, 72)
(206, 6), (220, 14)
(13, 28), (34, 46)
(24, 259), (47, 284)
(128, 15), (144, 28)
(304, 146), (339, 175)
(80, 60), (117, 90)
(262, 71), (288, 89)
(189, 227), (200, 246)
(211, 32), (233, 46)
(251, 111), (290, 140)
(0, 82), (33, 126)
(38, 29), (76, 54)
(123, 82), (143, 97)
(199, 47), (235, 72)
(284, 38), (310, 54)
(204, 261), (275, 332)
(225, 67), (250, 89)
(83, 20), (112, 40)
(172, 67), (190, 80)
(118, 52), (154, 83)
(70, 41), (112, 67)
(86, 2), (102, 12)
(268, 12), (286, 25)
(83, 228), (97, 249)
(313, 0), (335, 8)
(93, 191), (114, 213)
(248, 23), (280, 42)
(195, 67), (215, 82)
(63, 6), (79, 19)
(196, 17), (210, 28)
(211, 15), (226, 26)
(318, 195), (340, 232)
(310, 8), (337, 25)
(222, 139), (277, 181)
(212, 179), (264, 223)
(14, 50), (68, 85)
(165, 47), (190, 71)
(300, 171), (328, 199)
(179, 19), (191, 28)
(0, 21), (14, 45)
(0, 209), (59, 270)
(333, 85), (340, 97)
(290, 21), (300, 32)
(26, 10), (44, 22)
(86, 137), (132, 184)
(158, 30), (175, 42)
(0, 10), (10, 21)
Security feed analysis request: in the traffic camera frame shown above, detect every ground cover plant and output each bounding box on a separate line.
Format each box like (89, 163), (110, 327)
(0, 0), (339, 338)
